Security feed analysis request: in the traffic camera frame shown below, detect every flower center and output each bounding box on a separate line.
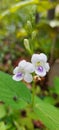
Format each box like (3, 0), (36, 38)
(37, 66), (43, 72)
(36, 62), (41, 66)
(16, 72), (22, 78)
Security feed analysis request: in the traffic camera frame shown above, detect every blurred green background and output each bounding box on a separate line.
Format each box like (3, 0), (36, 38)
(0, 0), (59, 73)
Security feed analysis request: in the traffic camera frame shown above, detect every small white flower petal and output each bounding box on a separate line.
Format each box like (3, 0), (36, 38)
(25, 62), (35, 73)
(31, 53), (47, 64)
(12, 74), (23, 81)
(13, 66), (19, 74)
(44, 63), (50, 72)
(18, 60), (27, 69)
(39, 53), (47, 62)
(35, 67), (46, 77)
(24, 73), (33, 83)
(31, 54), (41, 64)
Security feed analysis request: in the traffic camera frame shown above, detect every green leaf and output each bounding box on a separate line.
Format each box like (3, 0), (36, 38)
(0, 71), (59, 130)
(0, 105), (6, 118)
(0, 122), (6, 130)
(0, 71), (31, 109)
(44, 96), (55, 105)
(34, 97), (59, 130)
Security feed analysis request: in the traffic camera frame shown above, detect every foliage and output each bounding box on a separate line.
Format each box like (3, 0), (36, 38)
(0, 71), (31, 109)
(0, 71), (59, 130)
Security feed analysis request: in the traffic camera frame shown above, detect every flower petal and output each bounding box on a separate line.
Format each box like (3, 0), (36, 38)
(39, 53), (47, 62)
(31, 54), (41, 64)
(12, 73), (23, 81)
(31, 53), (47, 64)
(35, 67), (46, 77)
(18, 60), (27, 69)
(44, 63), (50, 72)
(24, 73), (33, 83)
(25, 62), (35, 73)
(13, 66), (20, 74)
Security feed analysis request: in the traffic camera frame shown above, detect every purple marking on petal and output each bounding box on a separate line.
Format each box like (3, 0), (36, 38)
(37, 66), (43, 72)
(16, 73), (22, 78)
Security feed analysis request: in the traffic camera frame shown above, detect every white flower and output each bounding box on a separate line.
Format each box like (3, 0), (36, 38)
(31, 53), (50, 77)
(12, 60), (34, 83)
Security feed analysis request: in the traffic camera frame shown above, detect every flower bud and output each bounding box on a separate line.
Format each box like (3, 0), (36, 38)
(24, 39), (30, 51)
(27, 20), (32, 29)
(32, 30), (37, 39)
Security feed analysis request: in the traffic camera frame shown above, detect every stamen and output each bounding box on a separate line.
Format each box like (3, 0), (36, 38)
(36, 62), (41, 66)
